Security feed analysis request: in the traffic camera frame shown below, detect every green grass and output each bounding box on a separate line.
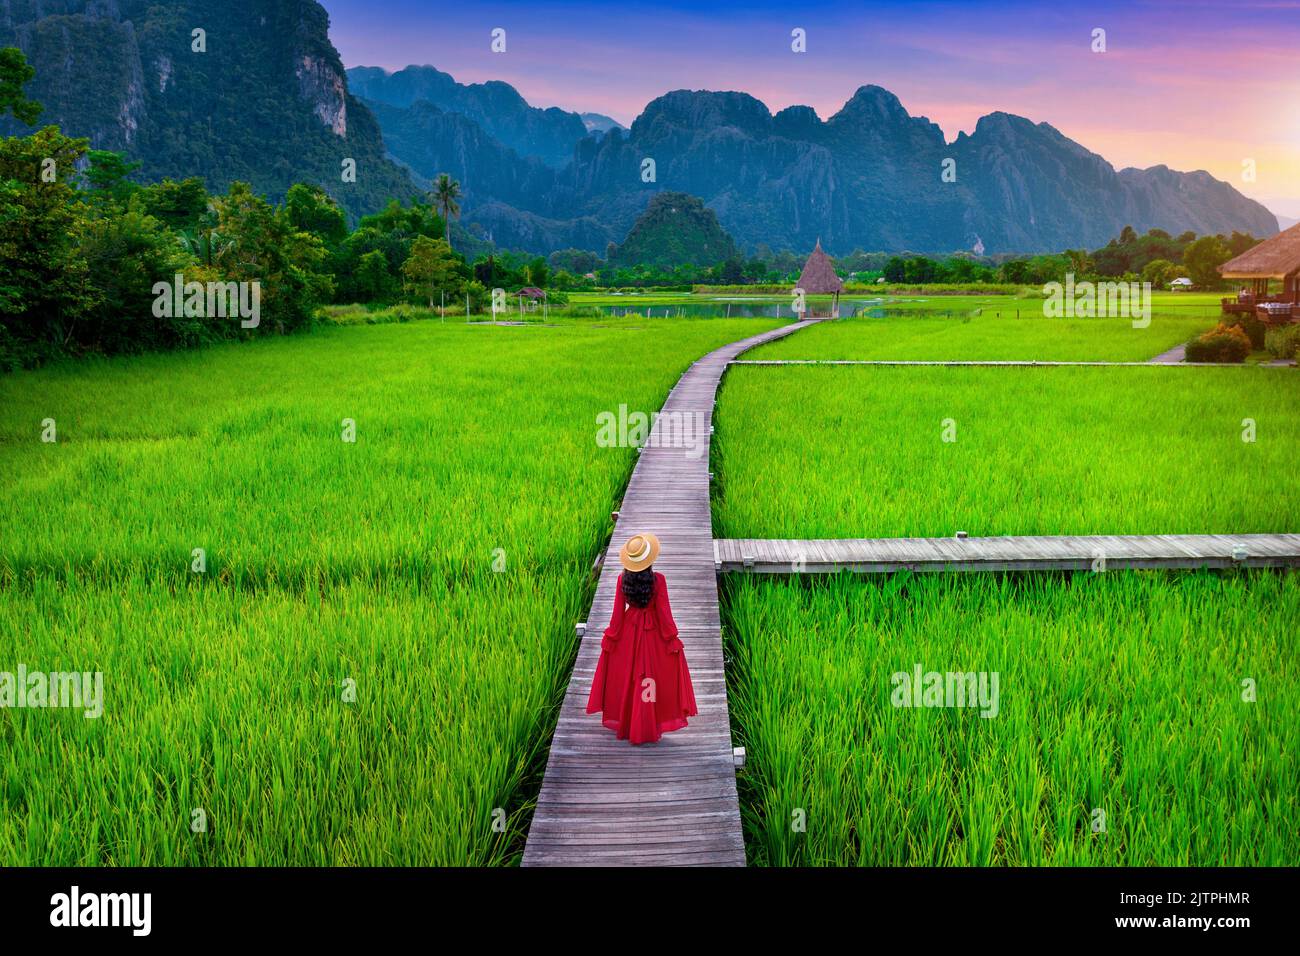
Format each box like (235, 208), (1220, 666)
(713, 365), (1300, 538)
(0, 315), (779, 865)
(723, 571), (1299, 866)
(748, 312), (1217, 362)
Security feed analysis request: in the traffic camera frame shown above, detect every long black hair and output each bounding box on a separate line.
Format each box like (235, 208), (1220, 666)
(622, 567), (655, 608)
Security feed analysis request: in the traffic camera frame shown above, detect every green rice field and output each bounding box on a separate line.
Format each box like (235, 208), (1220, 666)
(0, 315), (779, 865)
(713, 364), (1300, 538)
(3, 296), (1295, 868)
(723, 571), (1299, 866)
(748, 311), (1216, 362)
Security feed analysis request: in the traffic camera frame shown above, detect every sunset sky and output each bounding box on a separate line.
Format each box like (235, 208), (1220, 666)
(321, 0), (1300, 219)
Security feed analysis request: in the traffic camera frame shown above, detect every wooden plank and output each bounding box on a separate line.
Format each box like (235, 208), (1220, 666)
(728, 360), (1295, 368)
(522, 319), (822, 867)
(715, 534), (1300, 574)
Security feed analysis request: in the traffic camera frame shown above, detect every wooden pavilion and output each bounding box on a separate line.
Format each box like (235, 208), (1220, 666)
(513, 286), (547, 313)
(793, 240), (843, 318)
(1218, 223), (1300, 323)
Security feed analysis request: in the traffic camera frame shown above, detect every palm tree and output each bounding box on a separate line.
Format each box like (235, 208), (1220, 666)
(432, 174), (461, 247)
(178, 207), (235, 268)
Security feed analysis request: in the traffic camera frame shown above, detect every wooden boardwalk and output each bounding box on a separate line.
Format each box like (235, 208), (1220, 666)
(522, 320), (818, 867)
(730, 359), (1296, 367)
(715, 534), (1300, 574)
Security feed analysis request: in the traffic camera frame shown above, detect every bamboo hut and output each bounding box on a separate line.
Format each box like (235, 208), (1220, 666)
(793, 240), (843, 318)
(1219, 223), (1300, 323)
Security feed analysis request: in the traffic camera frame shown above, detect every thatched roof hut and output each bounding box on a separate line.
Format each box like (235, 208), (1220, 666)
(793, 240), (843, 317)
(795, 240), (844, 294)
(1220, 223), (1300, 282)
(1219, 223), (1300, 316)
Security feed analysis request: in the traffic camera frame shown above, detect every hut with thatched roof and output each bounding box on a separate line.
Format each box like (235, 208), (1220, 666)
(1219, 223), (1300, 323)
(793, 240), (843, 318)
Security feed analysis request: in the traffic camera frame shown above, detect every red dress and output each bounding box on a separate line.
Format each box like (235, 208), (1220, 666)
(586, 572), (698, 745)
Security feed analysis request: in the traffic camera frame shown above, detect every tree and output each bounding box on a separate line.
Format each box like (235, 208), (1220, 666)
(0, 126), (96, 365)
(209, 181), (333, 331)
(715, 257), (744, 285)
(1182, 236), (1232, 289)
(83, 150), (142, 204)
(77, 202), (190, 352)
(1225, 231), (1261, 258)
(355, 249), (396, 303)
(903, 256), (937, 284)
(401, 236), (463, 306)
(285, 183), (347, 245)
(548, 248), (600, 275)
(432, 173), (461, 246)
(177, 207), (234, 269)
(1141, 258), (1177, 288)
(139, 177), (210, 231)
(359, 198), (443, 241)
(1063, 248), (1092, 276)
(999, 259), (1031, 284)
(883, 256), (906, 283)
(0, 47), (42, 125)
(525, 255), (549, 288)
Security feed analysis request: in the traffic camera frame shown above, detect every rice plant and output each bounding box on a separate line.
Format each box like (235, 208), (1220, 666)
(713, 365), (1299, 538)
(722, 571), (1299, 866)
(748, 310), (1215, 362)
(0, 316), (778, 865)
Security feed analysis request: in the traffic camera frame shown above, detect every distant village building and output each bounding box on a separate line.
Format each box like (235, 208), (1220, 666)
(1169, 277), (1193, 290)
(793, 240), (844, 318)
(1218, 223), (1300, 323)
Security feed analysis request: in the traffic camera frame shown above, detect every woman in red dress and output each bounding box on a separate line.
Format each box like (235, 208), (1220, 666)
(586, 532), (698, 745)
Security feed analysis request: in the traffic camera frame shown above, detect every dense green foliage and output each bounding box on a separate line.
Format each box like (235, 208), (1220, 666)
(0, 46), (42, 125)
(0, 124), (339, 367)
(0, 48), (517, 368)
(608, 192), (739, 268)
(0, 5), (417, 220)
(1265, 323), (1300, 360)
(542, 224), (1265, 293)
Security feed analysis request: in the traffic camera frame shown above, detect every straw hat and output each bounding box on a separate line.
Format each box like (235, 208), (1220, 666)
(619, 532), (660, 572)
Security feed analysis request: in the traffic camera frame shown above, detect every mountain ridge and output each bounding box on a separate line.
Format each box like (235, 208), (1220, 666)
(0, 0), (416, 219)
(359, 72), (1275, 255)
(0, 1), (1277, 254)
(346, 64), (587, 169)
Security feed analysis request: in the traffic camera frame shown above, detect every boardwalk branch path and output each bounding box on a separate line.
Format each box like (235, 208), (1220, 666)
(522, 319), (819, 867)
(716, 534), (1300, 574)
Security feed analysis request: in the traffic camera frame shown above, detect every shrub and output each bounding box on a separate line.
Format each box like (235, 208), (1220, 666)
(1185, 324), (1250, 363)
(1264, 323), (1300, 360)
(1226, 313), (1267, 349)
